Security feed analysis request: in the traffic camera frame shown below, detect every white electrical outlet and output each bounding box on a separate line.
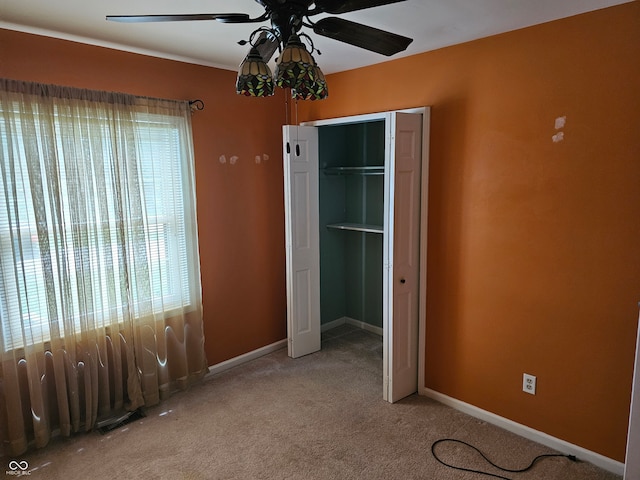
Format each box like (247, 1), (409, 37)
(523, 374), (536, 395)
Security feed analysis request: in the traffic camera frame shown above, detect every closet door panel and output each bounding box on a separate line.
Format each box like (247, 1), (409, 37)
(283, 126), (321, 358)
(388, 112), (423, 402)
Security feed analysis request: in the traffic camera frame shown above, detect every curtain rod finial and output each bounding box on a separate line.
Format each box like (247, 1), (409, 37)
(189, 99), (205, 112)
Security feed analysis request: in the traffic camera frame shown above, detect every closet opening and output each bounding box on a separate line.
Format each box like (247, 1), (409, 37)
(318, 120), (386, 339)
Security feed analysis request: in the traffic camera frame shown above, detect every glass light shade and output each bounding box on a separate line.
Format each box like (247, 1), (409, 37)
(236, 47), (274, 97)
(274, 34), (315, 90)
(292, 60), (328, 101)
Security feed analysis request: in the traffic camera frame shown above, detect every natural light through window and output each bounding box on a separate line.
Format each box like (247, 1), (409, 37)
(0, 99), (197, 351)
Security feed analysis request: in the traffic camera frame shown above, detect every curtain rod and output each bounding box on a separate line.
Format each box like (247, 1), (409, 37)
(2, 79), (207, 112)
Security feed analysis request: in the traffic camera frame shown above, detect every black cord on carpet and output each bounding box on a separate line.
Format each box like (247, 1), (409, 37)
(431, 438), (578, 480)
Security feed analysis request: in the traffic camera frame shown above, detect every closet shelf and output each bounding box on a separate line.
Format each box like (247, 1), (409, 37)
(322, 166), (384, 176)
(326, 223), (383, 234)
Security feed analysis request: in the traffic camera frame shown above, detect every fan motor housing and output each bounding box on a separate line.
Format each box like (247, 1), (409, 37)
(256, 0), (314, 40)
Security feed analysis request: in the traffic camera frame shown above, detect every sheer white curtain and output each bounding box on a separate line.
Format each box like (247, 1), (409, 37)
(0, 79), (208, 456)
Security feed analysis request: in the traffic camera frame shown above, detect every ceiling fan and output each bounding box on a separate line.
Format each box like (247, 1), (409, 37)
(106, 0), (413, 59)
(107, 0), (413, 99)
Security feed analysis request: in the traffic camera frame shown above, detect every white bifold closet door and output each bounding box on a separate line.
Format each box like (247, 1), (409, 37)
(282, 126), (321, 359)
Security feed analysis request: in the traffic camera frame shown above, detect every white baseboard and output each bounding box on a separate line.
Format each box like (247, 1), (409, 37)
(421, 388), (624, 476)
(347, 318), (383, 336)
(322, 316), (383, 337)
(207, 339), (287, 376)
(321, 317), (348, 332)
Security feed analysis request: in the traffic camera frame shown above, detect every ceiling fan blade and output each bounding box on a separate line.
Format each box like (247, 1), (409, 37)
(253, 31), (280, 63)
(312, 17), (412, 56)
(106, 13), (250, 23)
(315, 0), (407, 14)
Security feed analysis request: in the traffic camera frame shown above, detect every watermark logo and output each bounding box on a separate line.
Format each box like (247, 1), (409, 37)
(6, 460), (30, 476)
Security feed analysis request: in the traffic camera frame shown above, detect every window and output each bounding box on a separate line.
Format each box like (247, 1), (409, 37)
(0, 85), (200, 351)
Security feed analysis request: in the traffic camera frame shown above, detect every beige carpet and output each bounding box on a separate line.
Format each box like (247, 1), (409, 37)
(11, 325), (620, 479)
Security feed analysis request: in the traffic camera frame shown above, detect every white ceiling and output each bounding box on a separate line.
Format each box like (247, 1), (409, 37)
(1, 0), (633, 74)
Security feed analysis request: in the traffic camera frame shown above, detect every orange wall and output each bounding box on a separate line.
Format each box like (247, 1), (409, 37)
(0, 29), (289, 365)
(297, 3), (640, 461)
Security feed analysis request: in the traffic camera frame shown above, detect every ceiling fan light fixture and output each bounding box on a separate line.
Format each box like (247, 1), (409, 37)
(274, 34), (316, 90)
(292, 58), (329, 101)
(236, 47), (274, 97)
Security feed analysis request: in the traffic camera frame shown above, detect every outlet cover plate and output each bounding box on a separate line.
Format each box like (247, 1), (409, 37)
(523, 374), (536, 395)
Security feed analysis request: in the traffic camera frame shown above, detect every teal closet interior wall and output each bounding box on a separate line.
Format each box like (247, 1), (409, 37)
(318, 121), (385, 329)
